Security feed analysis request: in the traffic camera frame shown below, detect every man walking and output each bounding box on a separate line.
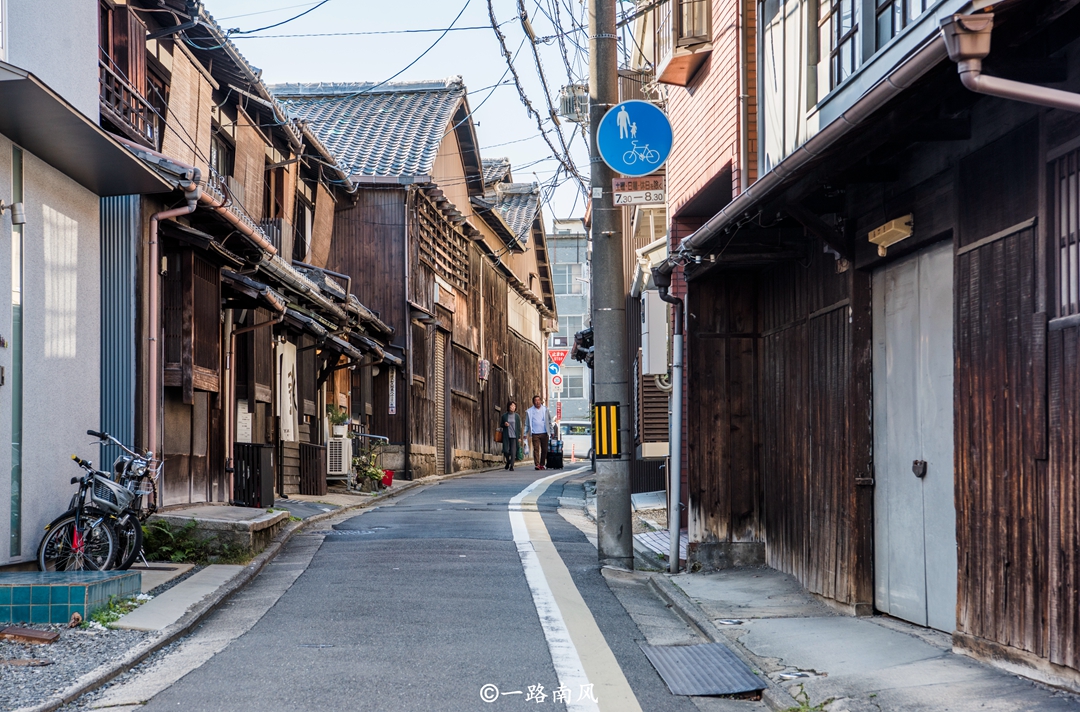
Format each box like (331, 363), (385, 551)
(525, 395), (553, 470)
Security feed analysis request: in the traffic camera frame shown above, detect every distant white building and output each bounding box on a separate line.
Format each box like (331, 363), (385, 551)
(547, 218), (590, 420)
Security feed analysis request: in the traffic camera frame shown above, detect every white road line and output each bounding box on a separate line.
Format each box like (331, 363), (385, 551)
(510, 471), (641, 712)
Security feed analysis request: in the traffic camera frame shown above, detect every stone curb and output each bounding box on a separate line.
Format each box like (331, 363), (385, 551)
(646, 574), (795, 712)
(16, 464), (506, 712)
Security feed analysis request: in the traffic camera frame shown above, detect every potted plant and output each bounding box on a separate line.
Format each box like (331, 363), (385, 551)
(327, 405), (349, 437)
(352, 454), (385, 493)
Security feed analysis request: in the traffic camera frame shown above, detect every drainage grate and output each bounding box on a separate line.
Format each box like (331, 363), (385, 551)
(639, 642), (765, 696)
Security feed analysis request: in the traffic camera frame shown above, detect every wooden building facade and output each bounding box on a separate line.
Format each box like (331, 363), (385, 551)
(644, 0), (1080, 688)
(99, 2), (397, 507)
(274, 80), (555, 479)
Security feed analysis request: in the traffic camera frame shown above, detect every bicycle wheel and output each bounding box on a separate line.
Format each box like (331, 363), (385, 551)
(38, 508), (117, 571)
(645, 149), (660, 163)
(112, 512), (143, 571)
(622, 149), (638, 165)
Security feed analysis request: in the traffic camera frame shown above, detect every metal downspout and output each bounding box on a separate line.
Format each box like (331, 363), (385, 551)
(653, 268), (683, 574)
(147, 191), (199, 461)
(738, 0), (750, 194)
(403, 189), (413, 480)
(942, 13), (1080, 113)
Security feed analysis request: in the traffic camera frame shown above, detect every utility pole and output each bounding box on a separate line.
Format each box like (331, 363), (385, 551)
(589, 0), (633, 569)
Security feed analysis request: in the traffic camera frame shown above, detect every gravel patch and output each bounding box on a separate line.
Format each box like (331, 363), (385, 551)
(57, 636), (184, 712)
(0, 625), (152, 711)
(633, 506), (668, 534)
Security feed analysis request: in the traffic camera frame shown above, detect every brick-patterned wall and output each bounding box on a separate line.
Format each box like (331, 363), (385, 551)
(666, 0), (755, 217)
(160, 50), (211, 176)
(234, 106), (266, 223)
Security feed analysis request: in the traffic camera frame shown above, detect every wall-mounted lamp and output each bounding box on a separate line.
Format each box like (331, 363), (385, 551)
(0, 201), (25, 225)
(868, 214), (913, 256)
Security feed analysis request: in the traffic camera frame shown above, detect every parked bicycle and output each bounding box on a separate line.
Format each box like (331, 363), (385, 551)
(37, 430), (160, 571)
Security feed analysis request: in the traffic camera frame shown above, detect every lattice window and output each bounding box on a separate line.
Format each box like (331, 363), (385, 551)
(820, 0), (859, 90)
(192, 254), (220, 373)
(416, 193), (470, 292)
(1055, 149), (1080, 317)
(875, 0), (931, 51)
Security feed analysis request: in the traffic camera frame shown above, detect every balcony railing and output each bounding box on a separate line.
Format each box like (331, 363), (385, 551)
(99, 61), (158, 149)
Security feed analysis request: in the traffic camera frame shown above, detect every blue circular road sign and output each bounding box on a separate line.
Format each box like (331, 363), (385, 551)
(597, 100), (673, 178)
(548, 362), (560, 376)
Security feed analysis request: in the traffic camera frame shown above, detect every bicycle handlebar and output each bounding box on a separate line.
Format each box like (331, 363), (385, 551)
(88, 428), (147, 461)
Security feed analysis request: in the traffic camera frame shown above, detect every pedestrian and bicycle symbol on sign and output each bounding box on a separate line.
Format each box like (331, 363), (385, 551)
(597, 100), (673, 178)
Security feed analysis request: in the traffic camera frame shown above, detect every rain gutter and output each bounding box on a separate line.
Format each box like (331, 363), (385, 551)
(656, 31), (950, 275)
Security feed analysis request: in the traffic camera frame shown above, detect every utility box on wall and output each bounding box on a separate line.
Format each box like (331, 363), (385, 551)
(640, 290), (669, 376)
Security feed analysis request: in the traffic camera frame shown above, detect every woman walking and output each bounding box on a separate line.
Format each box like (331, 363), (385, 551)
(499, 401), (521, 470)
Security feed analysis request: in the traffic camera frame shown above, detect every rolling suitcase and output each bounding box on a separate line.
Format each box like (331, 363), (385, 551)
(546, 440), (564, 469)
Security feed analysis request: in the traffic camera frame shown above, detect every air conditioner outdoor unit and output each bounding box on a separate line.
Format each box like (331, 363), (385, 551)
(327, 437), (353, 477)
(641, 290), (670, 376)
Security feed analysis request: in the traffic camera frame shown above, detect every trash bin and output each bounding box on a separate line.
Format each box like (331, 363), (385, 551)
(382, 470), (394, 488)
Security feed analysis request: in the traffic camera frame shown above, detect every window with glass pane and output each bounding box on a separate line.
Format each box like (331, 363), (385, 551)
(875, 0), (929, 51)
(553, 264), (583, 294)
(676, 0), (710, 45)
(820, 0), (858, 90)
(564, 368), (585, 399)
(210, 134), (234, 179)
(552, 315), (583, 348)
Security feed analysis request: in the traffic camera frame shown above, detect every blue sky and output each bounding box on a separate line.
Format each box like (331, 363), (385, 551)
(210, 0), (598, 223)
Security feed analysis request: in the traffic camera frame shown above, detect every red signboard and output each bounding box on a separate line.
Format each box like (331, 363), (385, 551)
(556, 401), (563, 420)
(549, 349), (569, 366)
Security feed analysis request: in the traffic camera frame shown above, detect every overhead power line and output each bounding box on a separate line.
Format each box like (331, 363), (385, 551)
(217, 2), (322, 21)
(234, 26), (496, 40)
(486, 0), (586, 197)
(228, 0), (334, 35)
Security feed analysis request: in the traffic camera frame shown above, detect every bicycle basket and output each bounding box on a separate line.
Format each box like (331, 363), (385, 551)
(91, 475), (134, 513)
(126, 475), (156, 496)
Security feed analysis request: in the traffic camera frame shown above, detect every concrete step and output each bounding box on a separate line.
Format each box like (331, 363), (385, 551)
(113, 565), (242, 631)
(128, 562), (194, 594)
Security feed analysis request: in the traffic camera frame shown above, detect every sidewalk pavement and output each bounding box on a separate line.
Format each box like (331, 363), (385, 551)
(656, 566), (1080, 712)
(19, 464), (508, 712)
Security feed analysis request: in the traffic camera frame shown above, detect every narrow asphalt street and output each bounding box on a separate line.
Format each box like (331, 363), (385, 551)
(89, 468), (709, 712)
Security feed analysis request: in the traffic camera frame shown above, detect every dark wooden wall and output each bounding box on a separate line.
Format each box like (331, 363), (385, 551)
(686, 271), (759, 544)
(954, 122), (1056, 661)
(1049, 323), (1080, 672)
(685, 243), (872, 607)
(330, 188), (407, 443)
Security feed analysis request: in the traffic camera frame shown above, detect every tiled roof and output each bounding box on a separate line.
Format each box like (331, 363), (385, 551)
(269, 78), (466, 179)
(482, 157), (512, 187)
(495, 183), (540, 243)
